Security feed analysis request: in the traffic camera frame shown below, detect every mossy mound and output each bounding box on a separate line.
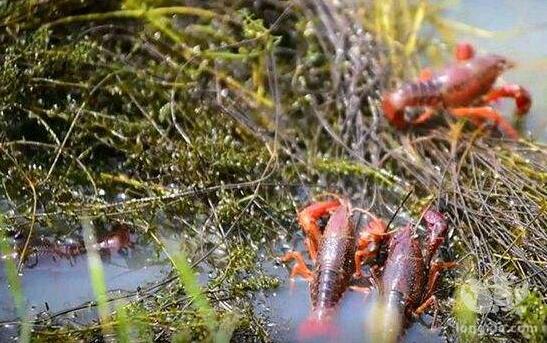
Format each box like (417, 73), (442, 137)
(0, 1), (545, 341)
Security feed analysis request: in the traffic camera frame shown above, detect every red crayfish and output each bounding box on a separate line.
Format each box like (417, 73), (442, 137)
(366, 208), (456, 341)
(281, 198), (388, 340)
(15, 223), (134, 268)
(382, 42), (531, 138)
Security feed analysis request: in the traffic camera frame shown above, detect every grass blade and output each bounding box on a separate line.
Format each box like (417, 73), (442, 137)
(81, 217), (112, 338)
(0, 214), (30, 343)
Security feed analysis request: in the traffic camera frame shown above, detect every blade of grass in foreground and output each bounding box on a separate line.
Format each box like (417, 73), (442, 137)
(172, 250), (217, 332)
(0, 214), (30, 343)
(81, 217), (113, 338)
(453, 279), (478, 342)
(152, 229), (232, 343)
(172, 249), (240, 343)
(114, 304), (130, 343)
(82, 217), (132, 341)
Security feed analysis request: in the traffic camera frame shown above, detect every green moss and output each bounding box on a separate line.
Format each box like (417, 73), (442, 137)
(0, 1), (545, 342)
(453, 280), (478, 342)
(514, 291), (547, 343)
(211, 245), (280, 297)
(313, 157), (397, 186)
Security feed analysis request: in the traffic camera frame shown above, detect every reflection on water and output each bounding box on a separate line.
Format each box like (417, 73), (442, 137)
(0, 224), (173, 326)
(448, 0), (547, 141)
(258, 263), (444, 343)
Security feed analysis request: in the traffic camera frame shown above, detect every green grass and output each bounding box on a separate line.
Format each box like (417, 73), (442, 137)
(159, 234), (241, 343)
(0, 0), (545, 341)
(114, 305), (131, 343)
(81, 217), (113, 337)
(82, 217), (137, 341)
(514, 291), (547, 343)
(171, 249), (218, 336)
(0, 214), (30, 343)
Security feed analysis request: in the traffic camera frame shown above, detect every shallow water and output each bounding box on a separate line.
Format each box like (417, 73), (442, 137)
(260, 269), (444, 343)
(0, 226), (173, 328)
(0, 252), (169, 322)
(447, 0), (547, 141)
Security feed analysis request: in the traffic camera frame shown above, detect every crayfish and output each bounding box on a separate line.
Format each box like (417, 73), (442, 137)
(382, 42), (531, 138)
(366, 208), (456, 341)
(14, 223), (134, 268)
(281, 198), (388, 340)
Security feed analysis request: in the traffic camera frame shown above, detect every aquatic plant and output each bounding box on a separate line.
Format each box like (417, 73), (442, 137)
(0, 0), (545, 341)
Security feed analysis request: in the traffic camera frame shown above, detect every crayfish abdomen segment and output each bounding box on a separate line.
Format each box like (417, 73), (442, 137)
(311, 231), (356, 316)
(404, 79), (444, 107)
(382, 80), (443, 128)
(381, 226), (427, 313)
(312, 268), (347, 314)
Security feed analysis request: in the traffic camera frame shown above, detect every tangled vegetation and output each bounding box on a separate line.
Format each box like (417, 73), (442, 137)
(0, 0), (545, 342)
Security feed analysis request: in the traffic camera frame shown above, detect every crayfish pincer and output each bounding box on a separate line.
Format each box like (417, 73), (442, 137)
(368, 208), (456, 342)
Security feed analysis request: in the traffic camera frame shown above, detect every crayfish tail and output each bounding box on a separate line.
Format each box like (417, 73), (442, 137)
(297, 317), (338, 342)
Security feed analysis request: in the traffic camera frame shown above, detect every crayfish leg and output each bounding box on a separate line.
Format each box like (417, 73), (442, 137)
(413, 295), (439, 327)
(450, 106), (519, 139)
(424, 261), (458, 301)
(353, 249), (373, 278)
(353, 215), (387, 278)
(281, 251), (313, 282)
(410, 107), (436, 125)
(483, 84), (532, 116)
